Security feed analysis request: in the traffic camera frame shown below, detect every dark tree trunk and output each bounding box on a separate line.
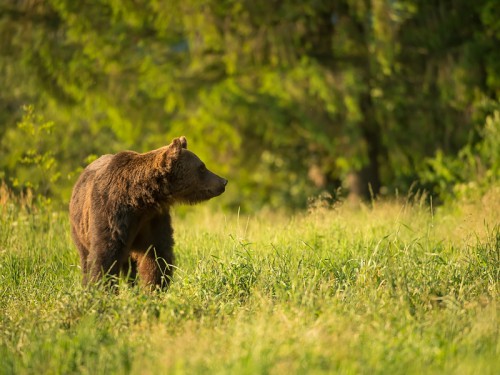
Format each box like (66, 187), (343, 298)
(347, 94), (382, 202)
(346, 149), (380, 202)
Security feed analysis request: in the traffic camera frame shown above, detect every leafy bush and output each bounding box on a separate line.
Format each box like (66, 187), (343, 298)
(0, 106), (70, 206)
(419, 107), (500, 202)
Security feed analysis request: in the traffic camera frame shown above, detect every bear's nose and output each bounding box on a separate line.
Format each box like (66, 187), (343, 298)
(223, 179), (228, 186)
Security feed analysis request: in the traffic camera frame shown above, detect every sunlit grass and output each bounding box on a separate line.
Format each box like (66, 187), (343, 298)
(0, 190), (498, 374)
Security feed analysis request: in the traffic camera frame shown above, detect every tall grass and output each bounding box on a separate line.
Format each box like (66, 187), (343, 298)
(0, 188), (498, 374)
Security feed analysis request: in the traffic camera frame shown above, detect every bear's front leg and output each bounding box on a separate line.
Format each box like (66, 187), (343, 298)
(136, 246), (175, 291)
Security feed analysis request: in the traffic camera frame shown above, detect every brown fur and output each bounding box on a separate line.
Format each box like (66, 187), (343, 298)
(69, 136), (227, 290)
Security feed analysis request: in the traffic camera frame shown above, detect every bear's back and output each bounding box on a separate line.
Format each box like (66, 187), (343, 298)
(70, 154), (114, 223)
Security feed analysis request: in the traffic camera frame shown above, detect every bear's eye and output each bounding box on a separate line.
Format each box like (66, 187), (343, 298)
(198, 164), (207, 173)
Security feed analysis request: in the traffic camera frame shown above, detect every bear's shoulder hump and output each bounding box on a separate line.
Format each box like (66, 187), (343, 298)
(86, 154), (114, 172)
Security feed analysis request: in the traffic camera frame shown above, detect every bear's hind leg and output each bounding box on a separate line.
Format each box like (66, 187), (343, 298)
(121, 257), (138, 285)
(70, 228), (90, 285)
(87, 244), (125, 287)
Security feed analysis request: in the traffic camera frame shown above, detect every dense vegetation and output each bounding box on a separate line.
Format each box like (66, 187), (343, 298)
(1, 3), (498, 373)
(0, 187), (498, 374)
(1, 0), (499, 210)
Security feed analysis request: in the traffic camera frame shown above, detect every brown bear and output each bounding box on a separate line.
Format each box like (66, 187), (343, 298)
(69, 136), (227, 290)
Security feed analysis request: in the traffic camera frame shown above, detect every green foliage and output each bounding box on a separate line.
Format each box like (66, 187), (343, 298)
(0, 106), (62, 204)
(0, 197), (498, 373)
(419, 105), (500, 202)
(0, 0), (499, 208)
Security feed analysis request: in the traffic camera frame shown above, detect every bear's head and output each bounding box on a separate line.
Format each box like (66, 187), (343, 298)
(162, 136), (228, 204)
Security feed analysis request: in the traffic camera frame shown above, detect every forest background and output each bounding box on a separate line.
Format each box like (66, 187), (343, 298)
(0, 0), (499, 211)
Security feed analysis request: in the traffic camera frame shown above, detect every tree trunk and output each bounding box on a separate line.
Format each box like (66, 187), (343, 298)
(347, 95), (382, 202)
(346, 150), (380, 202)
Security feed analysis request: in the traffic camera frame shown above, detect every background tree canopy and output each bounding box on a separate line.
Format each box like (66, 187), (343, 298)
(0, 0), (499, 210)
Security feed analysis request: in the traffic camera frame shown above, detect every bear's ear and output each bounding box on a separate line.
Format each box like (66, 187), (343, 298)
(170, 137), (183, 155)
(161, 137), (187, 171)
(179, 136), (188, 149)
(161, 137), (182, 169)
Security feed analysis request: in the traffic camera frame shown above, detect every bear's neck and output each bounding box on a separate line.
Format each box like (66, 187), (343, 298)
(105, 150), (172, 211)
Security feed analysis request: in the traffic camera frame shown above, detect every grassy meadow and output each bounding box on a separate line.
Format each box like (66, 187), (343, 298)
(0, 189), (499, 374)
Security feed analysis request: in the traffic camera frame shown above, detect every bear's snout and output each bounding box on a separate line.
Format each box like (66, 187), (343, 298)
(205, 170), (227, 194)
(215, 177), (227, 195)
